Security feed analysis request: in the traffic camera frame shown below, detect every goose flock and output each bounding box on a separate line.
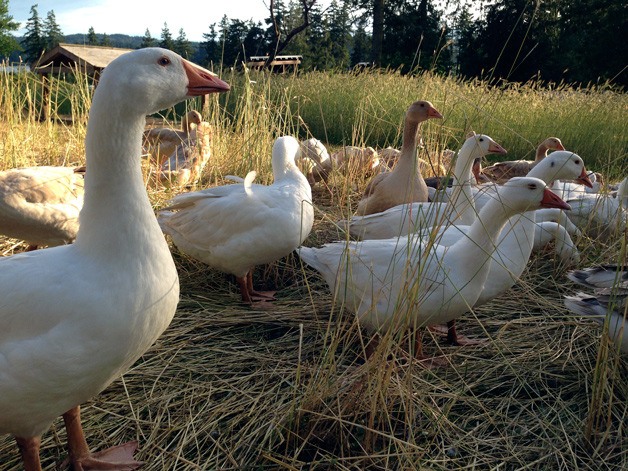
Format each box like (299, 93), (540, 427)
(0, 47), (625, 470)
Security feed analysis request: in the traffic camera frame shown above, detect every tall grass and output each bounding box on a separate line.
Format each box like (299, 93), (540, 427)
(0, 64), (626, 469)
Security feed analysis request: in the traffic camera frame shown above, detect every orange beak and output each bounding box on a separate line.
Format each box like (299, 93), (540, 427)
(428, 106), (444, 120)
(488, 141), (508, 155)
(541, 188), (571, 210)
(576, 168), (594, 188)
(555, 141), (565, 151)
(182, 59), (230, 95)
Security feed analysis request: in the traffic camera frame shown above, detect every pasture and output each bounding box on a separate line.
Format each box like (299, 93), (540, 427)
(0, 65), (626, 469)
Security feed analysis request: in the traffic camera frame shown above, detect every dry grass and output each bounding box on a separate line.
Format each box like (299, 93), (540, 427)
(0, 66), (626, 469)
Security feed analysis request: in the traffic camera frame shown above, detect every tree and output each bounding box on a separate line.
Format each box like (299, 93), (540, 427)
(43, 10), (64, 50)
(200, 24), (220, 65)
(266, 0), (318, 67)
(0, 0), (20, 57)
(327, 0), (351, 68)
(174, 28), (193, 58)
(140, 28), (156, 48)
(350, 17), (371, 66)
(159, 22), (175, 50)
(22, 4), (47, 61)
(87, 26), (98, 45)
(100, 32), (111, 47)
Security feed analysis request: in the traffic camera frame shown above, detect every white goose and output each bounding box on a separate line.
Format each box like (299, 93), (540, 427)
(300, 177), (570, 360)
(343, 133), (507, 240)
(0, 165), (85, 250)
(158, 136), (314, 304)
(0, 48), (229, 470)
(394, 151), (591, 345)
(565, 265), (627, 354)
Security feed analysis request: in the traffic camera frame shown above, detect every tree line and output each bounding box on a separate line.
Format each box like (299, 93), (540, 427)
(1, 0), (626, 87)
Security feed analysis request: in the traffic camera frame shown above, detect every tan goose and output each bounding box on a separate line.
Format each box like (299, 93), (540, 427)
(143, 109), (203, 164)
(482, 136), (564, 184)
(0, 165), (85, 250)
(355, 100), (443, 215)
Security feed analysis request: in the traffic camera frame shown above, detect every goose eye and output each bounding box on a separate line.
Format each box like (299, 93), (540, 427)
(527, 183), (537, 190)
(479, 138), (484, 142)
(574, 159), (581, 165)
(550, 161), (555, 167)
(158, 56), (171, 66)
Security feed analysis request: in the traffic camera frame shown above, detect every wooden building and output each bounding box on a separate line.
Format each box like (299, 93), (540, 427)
(33, 43), (134, 121)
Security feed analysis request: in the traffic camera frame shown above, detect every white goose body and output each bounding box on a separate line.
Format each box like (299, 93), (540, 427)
(0, 48), (230, 468)
(421, 151), (591, 304)
(343, 134), (507, 240)
(0, 166), (84, 248)
(300, 178), (569, 333)
(158, 136), (313, 302)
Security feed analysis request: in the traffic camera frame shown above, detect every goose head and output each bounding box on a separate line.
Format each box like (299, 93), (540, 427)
(496, 177), (571, 213)
(406, 100), (443, 124)
(535, 136), (565, 161)
(528, 150), (593, 187)
(460, 133), (508, 161)
(272, 136), (303, 180)
(94, 48), (230, 116)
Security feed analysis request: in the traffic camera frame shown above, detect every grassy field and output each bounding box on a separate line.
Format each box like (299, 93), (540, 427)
(0, 66), (626, 470)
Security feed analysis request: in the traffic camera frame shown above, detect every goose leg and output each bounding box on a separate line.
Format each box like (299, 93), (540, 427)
(245, 271), (276, 301)
(429, 321), (486, 346)
(63, 406), (143, 470)
(15, 436), (42, 471)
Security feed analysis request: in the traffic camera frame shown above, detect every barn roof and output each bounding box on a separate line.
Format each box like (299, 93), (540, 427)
(33, 43), (134, 75)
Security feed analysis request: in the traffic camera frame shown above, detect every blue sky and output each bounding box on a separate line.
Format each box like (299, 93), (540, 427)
(8, 0), (307, 42)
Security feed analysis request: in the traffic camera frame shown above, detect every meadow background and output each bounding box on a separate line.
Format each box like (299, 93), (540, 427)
(0, 66), (626, 469)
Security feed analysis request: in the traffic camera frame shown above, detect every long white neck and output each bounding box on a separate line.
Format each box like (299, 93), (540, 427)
(74, 94), (166, 260)
(447, 141), (479, 225)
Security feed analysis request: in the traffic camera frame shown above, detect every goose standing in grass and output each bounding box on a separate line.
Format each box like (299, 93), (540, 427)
(0, 165), (84, 250)
(344, 133), (507, 239)
(143, 109), (203, 164)
(355, 100), (443, 215)
(565, 265), (627, 354)
(0, 48), (230, 471)
(300, 178), (571, 362)
(158, 136), (313, 305)
(481, 137), (565, 184)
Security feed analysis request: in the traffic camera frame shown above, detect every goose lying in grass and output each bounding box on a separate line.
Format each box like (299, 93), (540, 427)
(158, 136), (313, 305)
(0, 165), (85, 250)
(0, 48), (229, 471)
(143, 109), (203, 164)
(356, 100), (443, 215)
(343, 133), (507, 239)
(481, 136), (565, 183)
(300, 177), (570, 362)
(159, 121), (212, 188)
(565, 265), (627, 354)
(331, 145), (380, 176)
(296, 138), (332, 184)
(561, 176), (627, 238)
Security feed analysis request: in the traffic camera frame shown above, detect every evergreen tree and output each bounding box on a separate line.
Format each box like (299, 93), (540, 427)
(327, 0), (351, 68)
(22, 4), (47, 61)
(174, 28), (193, 58)
(350, 17), (371, 66)
(100, 32), (111, 47)
(0, 0), (20, 57)
(43, 10), (64, 50)
(140, 28), (156, 48)
(200, 24), (220, 65)
(87, 26), (98, 45)
(159, 22), (175, 50)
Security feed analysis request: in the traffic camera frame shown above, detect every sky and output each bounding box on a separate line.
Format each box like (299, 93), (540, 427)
(8, 0), (321, 42)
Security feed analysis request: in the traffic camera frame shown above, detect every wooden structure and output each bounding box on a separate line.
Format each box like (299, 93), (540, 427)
(246, 55), (302, 73)
(33, 43), (134, 120)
